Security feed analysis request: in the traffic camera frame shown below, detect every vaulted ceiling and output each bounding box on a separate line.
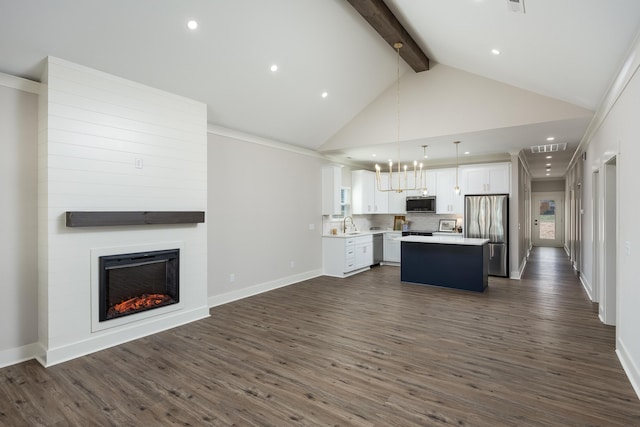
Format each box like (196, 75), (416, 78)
(1, 0), (639, 179)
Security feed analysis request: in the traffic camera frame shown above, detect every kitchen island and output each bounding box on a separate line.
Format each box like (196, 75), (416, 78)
(400, 235), (490, 292)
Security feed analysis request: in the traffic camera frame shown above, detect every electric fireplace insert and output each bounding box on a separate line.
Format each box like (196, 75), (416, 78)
(99, 249), (179, 321)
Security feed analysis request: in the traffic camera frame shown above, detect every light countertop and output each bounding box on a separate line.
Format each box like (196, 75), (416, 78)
(399, 235), (489, 246)
(322, 230), (398, 238)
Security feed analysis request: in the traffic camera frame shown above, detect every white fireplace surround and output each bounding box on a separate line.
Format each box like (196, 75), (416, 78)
(37, 57), (209, 366)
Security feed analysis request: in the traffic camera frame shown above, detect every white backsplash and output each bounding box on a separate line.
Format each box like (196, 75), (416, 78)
(322, 213), (462, 235)
(404, 213), (462, 231)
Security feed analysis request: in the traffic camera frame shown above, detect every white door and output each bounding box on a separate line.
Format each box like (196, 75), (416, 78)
(532, 192), (565, 247)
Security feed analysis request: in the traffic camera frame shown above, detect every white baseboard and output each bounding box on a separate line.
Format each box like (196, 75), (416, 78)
(580, 274), (594, 301)
(37, 306), (210, 367)
(616, 337), (640, 401)
(2, 270), (322, 369)
(510, 255), (527, 279)
(0, 343), (41, 369)
(208, 269), (322, 308)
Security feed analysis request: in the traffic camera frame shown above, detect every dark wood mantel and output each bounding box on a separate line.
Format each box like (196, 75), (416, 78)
(65, 211), (205, 227)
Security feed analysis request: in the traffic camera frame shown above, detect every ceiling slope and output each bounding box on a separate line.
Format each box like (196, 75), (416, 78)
(321, 64), (593, 152)
(319, 63), (593, 177)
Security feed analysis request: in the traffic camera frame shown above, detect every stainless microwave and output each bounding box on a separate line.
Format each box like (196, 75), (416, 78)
(406, 196), (436, 212)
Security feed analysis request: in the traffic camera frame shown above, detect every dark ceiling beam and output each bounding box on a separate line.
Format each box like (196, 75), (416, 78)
(346, 0), (430, 72)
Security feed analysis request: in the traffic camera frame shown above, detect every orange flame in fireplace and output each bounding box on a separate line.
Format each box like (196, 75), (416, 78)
(112, 293), (172, 315)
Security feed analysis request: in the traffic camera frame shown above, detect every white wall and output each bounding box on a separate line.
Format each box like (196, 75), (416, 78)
(206, 128), (324, 306)
(321, 64), (593, 151)
(578, 33), (640, 397)
(37, 57), (209, 366)
(0, 81), (39, 366)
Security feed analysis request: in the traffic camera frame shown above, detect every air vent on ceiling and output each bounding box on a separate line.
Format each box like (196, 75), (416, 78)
(530, 143), (567, 154)
(507, 0), (525, 13)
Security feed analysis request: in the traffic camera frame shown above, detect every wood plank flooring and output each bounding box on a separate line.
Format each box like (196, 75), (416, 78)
(1, 246), (640, 426)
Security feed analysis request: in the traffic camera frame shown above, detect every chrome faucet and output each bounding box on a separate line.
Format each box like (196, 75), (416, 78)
(343, 216), (357, 234)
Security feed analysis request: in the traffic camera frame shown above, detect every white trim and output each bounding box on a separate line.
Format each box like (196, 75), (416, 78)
(207, 124), (325, 160)
(580, 274), (594, 301)
(617, 338), (640, 400)
(0, 343), (41, 369)
(37, 306), (209, 367)
(567, 29), (640, 172)
(510, 255), (526, 279)
(0, 72), (41, 94)
(208, 269), (322, 308)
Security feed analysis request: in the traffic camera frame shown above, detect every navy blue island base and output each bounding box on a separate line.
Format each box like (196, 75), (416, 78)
(400, 239), (489, 292)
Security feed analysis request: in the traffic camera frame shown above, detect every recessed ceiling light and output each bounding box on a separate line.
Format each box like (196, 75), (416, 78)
(546, 173), (550, 176)
(546, 163), (551, 166)
(187, 20), (198, 30)
(546, 136), (555, 141)
(464, 151), (470, 155)
(491, 49), (501, 55)
(546, 155), (552, 159)
(321, 92), (328, 98)
(270, 64), (278, 72)
(372, 153), (377, 157)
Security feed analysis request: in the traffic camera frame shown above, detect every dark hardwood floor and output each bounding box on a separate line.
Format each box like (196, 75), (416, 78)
(1, 246), (639, 426)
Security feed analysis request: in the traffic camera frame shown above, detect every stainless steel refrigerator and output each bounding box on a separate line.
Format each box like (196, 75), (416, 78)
(464, 194), (509, 277)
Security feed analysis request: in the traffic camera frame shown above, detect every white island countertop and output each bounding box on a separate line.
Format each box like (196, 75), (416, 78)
(400, 235), (489, 246)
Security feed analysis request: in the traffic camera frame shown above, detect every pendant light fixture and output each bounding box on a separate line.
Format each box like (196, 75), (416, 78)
(375, 42), (428, 194)
(453, 141), (461, 195)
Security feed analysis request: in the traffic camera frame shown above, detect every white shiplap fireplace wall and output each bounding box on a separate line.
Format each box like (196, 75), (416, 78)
(37, 57), (209, 366)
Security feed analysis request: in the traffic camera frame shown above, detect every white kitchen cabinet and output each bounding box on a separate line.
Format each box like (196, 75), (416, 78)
(386, 172), (408, 213)
(435, 168), (463, 214)
(407, 169), (436, 197)
(322, 235), (373, 277)
(322, 165), (342, 216)
(352, 170), (388, 214)
(355, 236), (373, 269)
(460, 163), (510, 195)
(383, 231), (402, 263)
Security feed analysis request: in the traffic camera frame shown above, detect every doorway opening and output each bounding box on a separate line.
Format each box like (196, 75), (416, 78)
(532, 192), (565, 247)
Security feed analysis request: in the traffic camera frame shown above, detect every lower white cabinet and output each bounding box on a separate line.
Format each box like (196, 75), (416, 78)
(323, 235), (373, 277)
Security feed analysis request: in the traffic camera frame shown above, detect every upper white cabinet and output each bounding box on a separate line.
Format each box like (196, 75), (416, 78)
(352, 170), (389, 214)
(404, 169), (436, 198)
(460, 163), (511, 195)
(435, 168), (463, 214)
(322, 165), (342, 216)
(387, 182), (407, 214)
(350, 164), (509, 216)
(352, 169), (437, 214)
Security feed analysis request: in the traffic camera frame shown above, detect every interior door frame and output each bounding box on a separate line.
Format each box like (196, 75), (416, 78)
(592, 169), (600, 303)
(600, 157), (617, 325)
(532, 192), (565, 247)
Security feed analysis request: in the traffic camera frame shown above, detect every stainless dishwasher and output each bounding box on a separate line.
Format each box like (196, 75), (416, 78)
(372, 233), (383, 265)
